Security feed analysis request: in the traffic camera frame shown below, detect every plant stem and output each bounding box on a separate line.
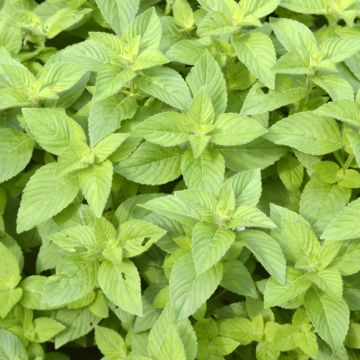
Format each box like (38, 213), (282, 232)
(298, 74), (313, 112)
(343, 154), (354, 170)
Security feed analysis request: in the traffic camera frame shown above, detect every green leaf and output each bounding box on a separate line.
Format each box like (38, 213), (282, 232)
(237, 230), (286, 284)
(118, 219), (166, 258)
(241, 0), (281, 18)
(233, 32), (276, 89)
(181, 149), (225, 195)
(304, 288), (349, 350)
(212, 113), (266, 146)
(158, 327), (187, 360)
(148, 305), (197, 360)
(141, 193), (203, 226)
(218, 316), (263, 344)
(192, 222), (235, 274)
(225, 169), (262, 207)
(88, 96), (137, 146)
(17, 163), (80, 233)
(123, 8), (162, 51)
(0, 242), (21, 291)
(169, 254), (223, 320)
(320, 37), (360, 64)
(134, 112), (189, 147)
(0, 128), (34, 184)
(95, 0), (139, 34)
(115, 142), (182, 185)
(0, 288), (23, 319)
(186, 52), (227, 115)
(136, 67), (192, 112)
(266, 112), (343, 155)
(54, 307), (100, 348)
(228, 205), (275, 229)
(22, 108), (85, 156)
(41, 258), (97, 308)
(280, 0), (327, 14)
(277, 154), (304, 192)
(0, 329), (28, 360)
(300, 177), (351, 235)
(321, 198), (360, 241)
(79, 161), (113, 218)
(98, 260), (143, 316)
(93, 134), (129, 162)
(30, 317), (65, 343)
(264, 267), (312, 307)
(313, 72), (354, 100)
(35, 63), (87, 95)
(95, 325), (126, 358)
(241, 83), (307, 115)
(270, 18), (318, 59)
(221, 260), (257, 297)
(270, 203), (319, 263)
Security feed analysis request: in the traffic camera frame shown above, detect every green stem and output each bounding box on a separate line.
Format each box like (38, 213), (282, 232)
(298, 74), (313, 112)
(343, 154), (354, 170)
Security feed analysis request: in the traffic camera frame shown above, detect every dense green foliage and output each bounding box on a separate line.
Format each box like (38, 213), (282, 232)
(2, 0), (360, 358)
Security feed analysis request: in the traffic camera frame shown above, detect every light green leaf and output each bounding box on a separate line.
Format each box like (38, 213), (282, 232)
(181, 149), (225, 195)
(41, 259), (97, 308)
(0, 129), (34, 184)
(95, 325), (126, 358)
(79, 160), (113, 218)
(17, 163), (80, 233)
(264, 267), (312, 308)
(186, 52), (227, 115)
(141, 194), (202, 226)
(35, 63), (87, 95)
(280, 0), (328, 14)
(98, 260), (142, 316)
(270, 203), (319, 263)
(277, 154), (304, 191)
(88, 96), (137, 146)
(220, 138), (286, 171)
(241, 0), (281, 18)
(0, 329), (28, 360)
(30, 317), (65, 343)
(54, 307), (100, 348)
(266, 112), (343, 155)
(192, 222), (235, 274)
(218, 316), (263, 344)
(300, 177), (351, 235)
(321, 198), (360, 241)
(228, 205), (275, 229)
(221, 260), (257, 297)
(95, 0), (139, 34)
(169, 254), (223, 320)
(320, 37), (360, 64)
(313, 72), (354, 100)
(93, 134), (129, 162)
(134, 112), (189, 147)
(22, 108), (85, 156)
(115, 142), (182, 185)
(119, 219), (166, 258)
(233, 32), (276, 89)
(123, 8), (162, 51)
(270, 18), (318, 58)
(237, 230), (286, 284)
(158, 328), (187, 360)
(304, 288), (349, 350)
(225, 169), (262, 207)
(212, 113), (266, 146)
(314, 100), (359, 127)
(148, 305), (197, 360)
(136, 67), (192, 111)
(241, 84), (307, 115)
(0, 288), (23, 319)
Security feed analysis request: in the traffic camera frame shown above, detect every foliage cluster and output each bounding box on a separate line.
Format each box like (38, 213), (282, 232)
(2, 0), (360, 359)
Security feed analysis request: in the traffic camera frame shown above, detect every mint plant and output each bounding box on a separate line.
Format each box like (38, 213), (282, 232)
(2, 0), (360, 359)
